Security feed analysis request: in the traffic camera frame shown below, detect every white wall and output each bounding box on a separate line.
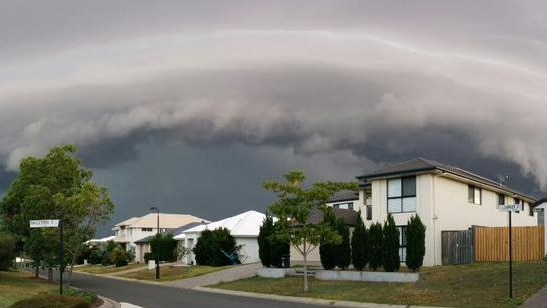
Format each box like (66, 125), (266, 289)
(236, 237), (260, 264)
(363, 173), (538, 267)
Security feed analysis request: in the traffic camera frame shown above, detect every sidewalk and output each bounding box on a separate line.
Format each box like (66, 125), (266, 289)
(521, 285), (547, 308)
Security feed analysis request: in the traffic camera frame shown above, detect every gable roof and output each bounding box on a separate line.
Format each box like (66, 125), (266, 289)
(174, 210), (266, 239)
(329, 190), (359, 203)
(134, 221), (205, 244)
(307, 208), (359, 226)
(357, 158), (536, 202)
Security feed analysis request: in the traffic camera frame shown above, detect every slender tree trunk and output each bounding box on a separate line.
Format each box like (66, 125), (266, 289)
(34, 265), (39, 278)
(303, 240), (309, 292)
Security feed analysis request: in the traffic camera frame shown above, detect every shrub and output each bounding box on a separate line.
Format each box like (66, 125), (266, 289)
(11, 294), (90, 308)
(0, 233), (16, 270)
(269, 221), (290, 268)
(193, 228), (239, 266)
(382, 214), (400, 272)
(351, 211), (368, 271)
(334, 218), (351, 269)
(319, 207), (337, 270)
(406, 215), (426, 272)
(258, 214), (274, 267)
(150, 233), (178, 262)
(368, 222), (383, 271)
(87, 247), (104, 265)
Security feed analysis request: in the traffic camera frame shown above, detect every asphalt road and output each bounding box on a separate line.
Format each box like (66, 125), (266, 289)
(67, 272), (330, 308)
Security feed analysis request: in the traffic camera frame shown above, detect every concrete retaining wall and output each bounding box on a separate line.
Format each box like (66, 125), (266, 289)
(315, 270), (419, 283)
(257, 268), (295, 278)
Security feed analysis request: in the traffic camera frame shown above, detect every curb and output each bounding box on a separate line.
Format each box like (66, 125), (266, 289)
(98, 295), (121, 308)
(194, 287), (449, 308)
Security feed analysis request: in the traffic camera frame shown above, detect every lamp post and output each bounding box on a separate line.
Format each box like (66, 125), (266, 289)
(149, 207), (160, 280)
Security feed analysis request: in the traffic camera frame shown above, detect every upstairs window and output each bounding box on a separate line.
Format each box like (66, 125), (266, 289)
(529, 204), (534, 217)
(366, 205), (372, 220)
(141, 228), (153, 232)
(468, 185), (481, 205)
(333, 202), (354, 210)
(498, 193), (505, 206)
(387, 176), (416, 213)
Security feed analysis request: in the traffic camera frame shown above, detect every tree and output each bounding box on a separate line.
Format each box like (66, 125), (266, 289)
(319, 207), (337, 270)
(0, 145), (115, 282)
(351, 211), (368, 271)
(263, 170), (358, 292)
(406, 215), (426, 272)
(258, 214), (275, 267)
(0, 233), (15, 271)
(382, 214), (400, 272)
(368, 222), (383, 271)
(334, 217), (351, 269)
(193, 228), (240, 266)
(150, 233), (178, 262)
(269, 220), (290, 268)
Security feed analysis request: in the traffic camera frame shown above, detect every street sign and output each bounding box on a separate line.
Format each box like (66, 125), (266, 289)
(29, 219), (60, 228)
(497, 204), (523, 212)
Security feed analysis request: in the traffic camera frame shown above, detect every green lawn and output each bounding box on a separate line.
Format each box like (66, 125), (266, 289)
(0, 271), (57, 307)
(213, 262), (547, 308)
(119, 264), (232, 281)
(74, 263), (146, 274)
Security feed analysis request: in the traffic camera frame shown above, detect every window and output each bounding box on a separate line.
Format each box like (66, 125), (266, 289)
(468, 185), (481, 205)
(366, 205), (372, 220)
(387, 176), (416, 213)
(142, 228), (153, 232)
(398, 226), (408, 262)
(498, 193), (505, 205)
(514, 198), (521, 214)
(333, 202), (354, 210)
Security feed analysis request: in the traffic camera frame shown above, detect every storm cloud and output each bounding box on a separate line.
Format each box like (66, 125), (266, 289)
(1, 1), (546, 233)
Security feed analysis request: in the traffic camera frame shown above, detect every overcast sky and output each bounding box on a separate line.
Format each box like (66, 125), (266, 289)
(1, 1), (546, 236)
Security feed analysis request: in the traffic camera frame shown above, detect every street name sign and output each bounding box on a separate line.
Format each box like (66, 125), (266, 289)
(29, 219), (60, 228)
(497, 204), (523, 212)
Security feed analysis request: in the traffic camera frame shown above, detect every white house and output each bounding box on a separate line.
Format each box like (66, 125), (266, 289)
(353, 158), (538, 266)
(111, 212), (208, 262)
(174, 210), (266, 265)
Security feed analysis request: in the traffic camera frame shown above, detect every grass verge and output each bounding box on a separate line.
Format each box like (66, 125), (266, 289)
(0, 271), (57, 307)
(119, 264), (231, 281)
(213, 262), (547, 308)
(74, 263), (146, 274)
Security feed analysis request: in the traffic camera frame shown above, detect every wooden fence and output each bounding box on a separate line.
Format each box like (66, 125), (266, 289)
(474, 226), (544, 262)
(442, 230), (474, 265)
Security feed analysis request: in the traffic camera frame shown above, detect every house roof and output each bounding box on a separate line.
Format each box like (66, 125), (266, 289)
(357, 158), (536, 202)
(306, 208), (359, 226)
(329, 190), (359, 203)
(113, 213), (208, 230)
(134, 222), (204, 244)
(174, 210), (266, 239)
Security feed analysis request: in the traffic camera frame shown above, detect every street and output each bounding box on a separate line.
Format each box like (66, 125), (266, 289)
(66, 272), (331, 308)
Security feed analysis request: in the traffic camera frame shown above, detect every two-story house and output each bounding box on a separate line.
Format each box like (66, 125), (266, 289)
(112, 212), (208, 262)
(355, 158), (538, 266)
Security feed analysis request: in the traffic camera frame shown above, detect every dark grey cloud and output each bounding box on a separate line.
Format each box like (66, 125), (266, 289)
(1, 1), (546, 235)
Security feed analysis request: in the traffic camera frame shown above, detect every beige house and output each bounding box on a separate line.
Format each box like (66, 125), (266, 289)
(356, 158), (538, 266)
(292, 158), (539, 267)
(112, 213), (209, 262)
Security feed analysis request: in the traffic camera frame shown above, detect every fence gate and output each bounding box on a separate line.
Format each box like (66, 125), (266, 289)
(442, 230), (474, 265)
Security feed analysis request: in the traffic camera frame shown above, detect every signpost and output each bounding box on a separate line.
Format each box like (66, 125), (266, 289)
(497, 204), (522, 299)
(30, 219), (63, 295)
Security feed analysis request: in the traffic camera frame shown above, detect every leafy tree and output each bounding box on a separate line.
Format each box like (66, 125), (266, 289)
(258, 214), (275, 267)
(319, 207), (337, 270)
(150, 233), (178, 262)
(351, 211), (368, 271)
(406, 215), (426, 272)
(263, 170), (358, 292)
(382, 214), (400, 272)
(368, 222), (383, 271)
(0, 145), (115, 282)
(193, 228), (240, 266)
(334, 217), (351, 269)
(0, 233), (15, 270)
